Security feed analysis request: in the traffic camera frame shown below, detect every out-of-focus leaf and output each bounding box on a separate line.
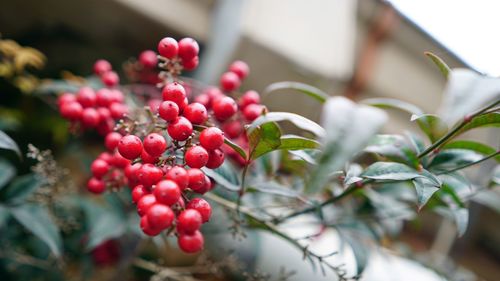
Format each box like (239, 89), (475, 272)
(278, 135), (320, 151)
(457, 112), (500, 135)
(361, 98), (424, 116)
(202, 165), (240, 191)
(438, 69), (500, 126)
(428, 149), (483, 171)
(0, 130), (21, 158)
(339, 231), (368, 276)
(0, 159), (16, 190)
(248, 122), (282, 160)
(491, 166), (500, 186)
(361, 162), (425, 181)
(1, 174), (41, 203)
(424, 52), (451, 78)
(364, 135), (419, 168)
(413, 177), (439, 210)
(472, 190), (500, 213)
(263, 81), (329, 103)
(453, 208), (469, 237)
(288, 150), (318, 165)
(438, 174), (471, 208)
(411, 114), (449, 143)
(443, 140), (500, 163)
(344, 164), (363, 186)
(10, 204), (62, 257)
(249, 112), (325, 138)
(247, 181), (302, 198)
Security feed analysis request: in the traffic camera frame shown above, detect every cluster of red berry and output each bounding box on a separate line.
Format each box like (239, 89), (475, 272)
(94, 59), (120, 87)
(157, 37), (200, 71)
(124, 50), (161, 85)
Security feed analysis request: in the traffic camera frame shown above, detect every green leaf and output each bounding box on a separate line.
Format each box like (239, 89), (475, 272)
(224, 137), (247, 160)
(248, 122), (282, 160)
(1, 174), (41, 203)
(411, 114), (449, 143)
(263, 81), (329, 103)
(443, 140), (500, 163)
(361, 162), (425, 181)
(428, 149), (483, 171)
(249, 112), (325, 138)
(278, 135), (320, 151)
(361, 98), (424, 116)
(288, 150), (318, 165)
(0, 159), (16, 190)
(364, 135), (419, 168)
(10, 204), (62, 257)
(472, 190), (500, 213)
(202, 166), (240, 191)
(413, 177), (439, 210)
(0, 130), (21, 158)
(247, 181), (303, 198)
(438, 173), (471, 207)
(424, 52), (451, 78)
(453, 208), (469, 237)
(340, 231), (368, 276)
(458, 112), (500, 135)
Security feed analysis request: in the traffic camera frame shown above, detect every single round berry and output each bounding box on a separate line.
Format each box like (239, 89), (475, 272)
(132, 184), (148, 203)
(111, 151), (131, 168)
(213, 96), (238, 121)
(167, 117), (193, 141)
(178, 38), (199, 61)
(200, 127), (224, 150)
(76, 87), (96, 108)
(187, 198), (212, 223)
(109, 102), (128, 119)
(96, 88), (113, 107)
(220, 72), (241, 92)
(141, 150), (158, 164)
(187, 168), (208, 193)
(147, 204), (174, 230)
(139, 50), (158, 69)
(118, 135), (143, 160)
(194, 94), (210, 108)
(153, 180), (180, 206)
(158, 100), (179, 122)
(125, 163), (142, 185)
(157, 37), (178, 59)
(101, 71), (119, 87)
(81, 108), (101, 128)
(58, 93), (76, 107)
(60, 101), (83, 120)
(137, 194), (156, 216)
(138, 163), (163, 187)
(94, 59), (112, 75)
(140, 215), (162, 236)
(183, 102), (208, 125)
(162, 82), (187, 108)
(91, 159), (110, 179)
(166, 166), (189, 190)
(105, 132), (122, 151)
(178, 230), (204, 253)
(222, 120), (243, 139)
(243, 104), (265, 121)
(229, 60), (249, 80)
(98, 152), (113, 163)
(205, 87), (223, 102)
(185, 146), (209, 168)
(177, 209), (202, 234)
(96, 107), (111, 121)
(182, 56), (199, 71)
(205, 148), (225, 169)
(88, 177), (106, 194)
(109, 89), (124, 103)
(143, 133), (167, 157)
(239, 90), (260, 108)
(148, 99), (162, 114)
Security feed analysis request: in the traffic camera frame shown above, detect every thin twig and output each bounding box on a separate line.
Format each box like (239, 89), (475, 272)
(436, 151), (499, 175)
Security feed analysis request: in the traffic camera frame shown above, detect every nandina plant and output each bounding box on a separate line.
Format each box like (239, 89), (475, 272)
(0, 36), (498, 281)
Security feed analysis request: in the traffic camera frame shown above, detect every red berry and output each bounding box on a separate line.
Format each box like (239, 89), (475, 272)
(183, 102), (208, 125)
(178, 231), (204, 253)
(176, 209), (202, 234)
(194, 94), (210, 108)
(239, 90), (260, 108)
(158, 101), (179, 122)
(132, 184), (148, 203)
(187, 168), (207, 193)
(98, 152), (113, 163)
(178, 38), (199, 61)
(141, 150), (158, 164)
(139, 50), (158, 69)
(220, 72), (240, 92)
(140, 215), (162, 236)
(111, 151), (131, 168)
(105, 132), (122, 151)
(157, 37), (178, 59)
(153, 180), (180, 206)
(185, 146), (209, 168)
(60, 101), (83, 120)
(165, 166), (189, 190)
(125, 163), (142, 184)
(143, 133), (167, 157)
(229, 60), (249, 80)
(162, 82), (187, 108)
(76, 87), (96, 108)
(205, 148), (225, 169)
(148, 99), (162, 114)
(101, 71), (119, 87)
(96, 88), (113, 107)
(138, 163), (163, 187)
(213, 96), (237, 121)
(243, 104), (265, 121)
(147, 204), (174, 230)
(96, 107), (111, 121)
(88, 177), (106, 194)
(58, 93), (76, 107)
(91, 159), (110, 179)
(137, 194), (156, 216)
(96, 118), (115, 136)
(109, 102), (128, 119)
(182, 56), (199, 71)
(187, 198), (212, 223)
(94, 59), (112, 75)
(118, 135), (143, 160)
(81, 108), (101, 128)
(200, 127), (224, 150)
(222, 120), (243, 139)
(109, 89), (124, 103)
(205, 87), (223, 102)
(167, 117), (193, 141)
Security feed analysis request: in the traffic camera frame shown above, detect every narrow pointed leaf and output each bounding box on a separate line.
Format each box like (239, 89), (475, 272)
(263, 81), (329, 103)
(424, 52), (451, 78)
(0, 130), (21, 158)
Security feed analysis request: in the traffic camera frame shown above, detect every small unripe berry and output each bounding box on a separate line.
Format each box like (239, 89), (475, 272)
(205, 148), (225, 169)
(182, 56), (199, 71)
(157, 37), (178, 59)
(88, 177), (106, 194)
(229, 60), (249, 80)
(177, 209), (202, 234)
(154, 180), (181, 206)
(162, 82), (187, 108)
(187, 198), (212, 223)
(140, 215), (162, 236)
(200, 127), (224, 150)
(101, 71), (119, 87)
(137, 194), (156, 216)
(91, 159), (110, 179)
(139, 50), (158, 69)
(167, 117), (193, 141)
(147, 204), (174, 230)
(158, 101), (179, 122)
(239, 90), (260, 108)
(220, 72), (241, 92)
(77, 87), (96, 108)
(185, 146), (209, 168)
(118, 135), (143, 160)
(93, 59), (112, 75)
(243, 104), (265, 121)
(183, 102), (208, 125)
(81, 108), (101, 128)
(60, 101), (83, 120)
(138, 163), (163, 187)
(109, 102), (128, 119)
(213, 96), (237, 121)
(132, 184), (148, 203)
(165, 166), (189, 190)
(178, 38), (199, 61)
(187, 168), (208, 193)
(177, 230), (204, 253)
(143, 133), (167, 157)
(105, 132), (122, 151)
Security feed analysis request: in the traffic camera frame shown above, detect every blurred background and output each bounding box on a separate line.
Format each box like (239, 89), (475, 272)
(0, 0), (498, 280)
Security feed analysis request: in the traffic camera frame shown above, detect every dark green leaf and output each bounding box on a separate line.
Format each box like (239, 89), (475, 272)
(202, 166), (240, 191)
(361, 162), (424, 181)
(10, 204), (62, 256)
(249, 112), (325, 137)
(0, 159), (16, 190)
(443, 140), (500, 163)
(424, 52), (451, 77)
(364, 135), (419, 168)
(248, 122), (282, 160)
(0, 130), (21, 158)
(428, 149), (483, 171)
(278, 135), (320, 151)
(411, 114), (448, 143)
(361, 98), (424, 116)
(438, 173), (471, 208)
(412, 177), (439, 209)
(0, 205), (9, 228)
(224, 137), (247, 160)
(1, 174), (41, 203)
(263, 81), (329, 103)
(458, 112), (500, 135)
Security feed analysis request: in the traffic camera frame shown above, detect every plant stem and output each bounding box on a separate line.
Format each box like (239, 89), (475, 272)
(236, 164), (249, 213)
(436, 151), (499, 175)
